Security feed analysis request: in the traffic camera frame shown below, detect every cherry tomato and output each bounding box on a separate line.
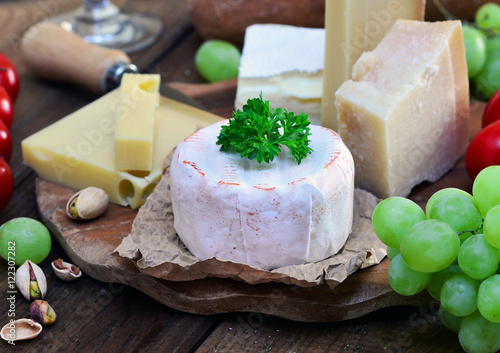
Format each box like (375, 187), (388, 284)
(0, 119), (11, 162)
(483, 89), (500, 127)
(0, 53), (19, 103)
(465, 119), (500, 180)
(0, 157), (14, 213)
(0, 86), (13, 128)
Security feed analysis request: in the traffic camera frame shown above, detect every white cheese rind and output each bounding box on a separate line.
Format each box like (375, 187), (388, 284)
(236, 24), (325, 125)
(170, 122), (355, 270)
(238, 24), (324, 78)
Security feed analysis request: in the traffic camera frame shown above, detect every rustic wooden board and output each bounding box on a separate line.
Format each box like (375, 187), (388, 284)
(35, 80), (484, 322)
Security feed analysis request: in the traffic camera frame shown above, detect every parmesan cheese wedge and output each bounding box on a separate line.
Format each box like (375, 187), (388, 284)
(335, 20), (469, 198)
(170, 122), (355, 270)
(321, 0), (425, 131)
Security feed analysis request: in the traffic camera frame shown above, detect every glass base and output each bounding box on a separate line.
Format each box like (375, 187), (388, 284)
(44, 3), (163, 54)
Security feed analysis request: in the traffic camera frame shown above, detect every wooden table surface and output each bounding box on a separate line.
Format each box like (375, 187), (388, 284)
(0, 1), (469, 352)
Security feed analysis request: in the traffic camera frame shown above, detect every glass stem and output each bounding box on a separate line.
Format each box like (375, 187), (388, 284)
(84, 0), (110, 9)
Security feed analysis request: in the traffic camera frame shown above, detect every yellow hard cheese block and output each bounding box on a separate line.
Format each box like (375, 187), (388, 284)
(114, 73), (160, 172)
(22, 89), (223, 208)
(335, 20), (469, 199)
(321, 0), (425, 131)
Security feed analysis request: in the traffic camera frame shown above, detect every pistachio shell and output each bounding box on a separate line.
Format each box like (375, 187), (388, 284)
(51, 259), (82, 281)
(15, 260), (47, 301)
(66, 186), (109, 220)
(1, 319), (42, 342)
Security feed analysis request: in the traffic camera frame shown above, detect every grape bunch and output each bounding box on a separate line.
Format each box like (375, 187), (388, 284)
(372, 166), (500, 353)
(464, 3), (500, 98)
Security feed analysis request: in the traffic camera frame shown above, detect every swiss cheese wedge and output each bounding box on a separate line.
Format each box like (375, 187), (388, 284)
(235, 24), (324, 125)
(114, 73), (160, 172)
(335, 20), (469, 198)
(22, 89), (222, 208)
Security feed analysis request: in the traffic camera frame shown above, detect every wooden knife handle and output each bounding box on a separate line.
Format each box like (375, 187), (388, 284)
(21, 22), (133, 94)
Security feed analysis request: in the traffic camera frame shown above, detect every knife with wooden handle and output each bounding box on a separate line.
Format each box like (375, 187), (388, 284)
(21, 22), (138, 94)
(20, 22), (205, 110)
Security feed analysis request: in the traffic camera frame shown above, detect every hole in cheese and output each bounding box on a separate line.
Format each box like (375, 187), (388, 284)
(119, 179), (135, 201)
(29, 148), (53, 162)
(139, 81), (159, 92)
(126, 170), (151, 178)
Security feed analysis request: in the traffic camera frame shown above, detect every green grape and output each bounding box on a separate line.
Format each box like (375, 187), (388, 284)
(486, 35), (500, 55)
(426, 263), (462, 300)
(459, 311), (500, 353)
(477, 274), (500, 323)
(473, 51), (500, 98)
(428, 193), (482, 233)
(475, 3), (500, 33)
(440, 273), (480, 317)
(439, 304), (462, 333)
(388, 254), (431, 296)
(0, 218), (52, 265)
(484, 205), (500, 249)
(472, 166), (500, 217)
(372, 197), (425, 248)
(195, 40), (241, 83)
(458, 234), (500, 280)
(386, 246), (400, 261)
(425, 188), (477, 219)
(462, 24), (487, 78)
(400, 219), (460, 273)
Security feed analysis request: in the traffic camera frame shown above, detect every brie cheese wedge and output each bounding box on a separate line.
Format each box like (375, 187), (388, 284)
(235, 24), (325, 125)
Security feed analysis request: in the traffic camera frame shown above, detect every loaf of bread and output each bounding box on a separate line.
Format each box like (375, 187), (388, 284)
(187, 0), (494, 46)
(187, 0), (324, 46)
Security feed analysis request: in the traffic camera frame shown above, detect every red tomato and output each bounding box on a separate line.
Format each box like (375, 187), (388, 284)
(465, 119), (500, 180)
(483, 89), (500, 127)
(0, 157), (13, 213)
(0, 86), (13, 128)
(0, 53), (19, 103)
(0, 118), (12, 162)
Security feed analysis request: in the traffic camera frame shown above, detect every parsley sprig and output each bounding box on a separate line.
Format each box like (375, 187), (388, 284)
(216, 94), (313, 164)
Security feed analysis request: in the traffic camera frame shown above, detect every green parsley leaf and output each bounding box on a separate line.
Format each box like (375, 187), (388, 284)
(216, 93), (313, 164)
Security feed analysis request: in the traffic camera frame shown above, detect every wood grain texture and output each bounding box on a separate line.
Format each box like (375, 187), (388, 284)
(195, 306), (463, 353)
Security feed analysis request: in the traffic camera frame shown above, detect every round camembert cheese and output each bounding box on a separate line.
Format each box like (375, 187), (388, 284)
(170, 121), (355, 270)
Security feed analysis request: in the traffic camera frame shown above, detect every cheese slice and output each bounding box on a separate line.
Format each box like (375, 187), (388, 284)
(114, 73), (160, 172)
(170, 121), (355, 270)
(321, 0), (425, 131)
(335, 20), (469, 198)
(22, 89), (223, 208)
(235, 24), (324, 125)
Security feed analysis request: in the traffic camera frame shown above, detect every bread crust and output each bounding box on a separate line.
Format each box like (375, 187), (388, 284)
(187, 0), (324, 46)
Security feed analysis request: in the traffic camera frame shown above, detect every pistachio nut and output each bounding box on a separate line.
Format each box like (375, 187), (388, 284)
(66, 186), (109, 220)
(30, 300), (56, 326)
(0, 319), (42, 342)
(51, 258), (82, 281)
(15, 260), (47, 301)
